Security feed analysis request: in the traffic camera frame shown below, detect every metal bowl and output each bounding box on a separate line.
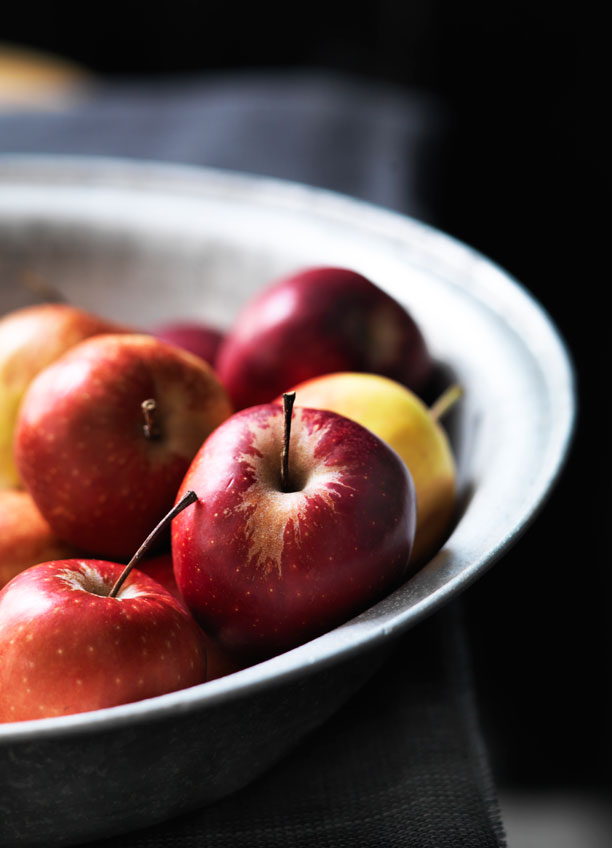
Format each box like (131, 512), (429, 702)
(0, 156), (575, 847)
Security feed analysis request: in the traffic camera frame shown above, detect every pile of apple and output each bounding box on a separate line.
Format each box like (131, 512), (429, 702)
(0, 267), (458, 723)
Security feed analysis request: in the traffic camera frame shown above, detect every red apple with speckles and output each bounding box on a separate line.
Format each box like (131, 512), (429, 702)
(0, 303), (130, 489)
(14, 334), (232, 560)
(0, 558), (206, 722)
(142, 553), (247, 681)
(152, 321), (224, 368)
(216, 267), (433, 410)
(172, 399), (416, 660)
(0, 491), (206, 722)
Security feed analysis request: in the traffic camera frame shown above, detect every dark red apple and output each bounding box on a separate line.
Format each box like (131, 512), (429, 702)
(152, 321), (224, 368)
(172, 399), (416, 660)
(14, 334), (232, 560)
(216, 267), (433, 410)
(141, 553), (247, 681)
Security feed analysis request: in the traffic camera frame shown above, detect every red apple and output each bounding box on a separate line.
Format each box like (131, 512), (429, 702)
(216, 267), (433, 410)
(15, 334), (232, 560)
(142, 553), (247, 681)
(0, 560), (205, 722)
(0, 303), (129, 489)
(0, 490), (79, 589)
(152, 321), (224, 368)
(172, 398), (416, 660)
(0, 491), (206, 722)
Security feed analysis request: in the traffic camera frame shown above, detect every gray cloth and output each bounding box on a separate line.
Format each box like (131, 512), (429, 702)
(0, 71), (444, 222)
(87, 606), (506, 848)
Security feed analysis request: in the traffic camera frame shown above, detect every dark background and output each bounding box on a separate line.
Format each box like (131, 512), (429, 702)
(2, 0), (605, 793)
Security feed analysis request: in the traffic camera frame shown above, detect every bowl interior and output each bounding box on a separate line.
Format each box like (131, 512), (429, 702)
(0, 157), (575, 738)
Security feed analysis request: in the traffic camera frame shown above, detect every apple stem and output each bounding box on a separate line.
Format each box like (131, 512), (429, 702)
(20, 270), (67, 304)
(142, 399), (161, 439)
(430, 384), (463, 422)
(281, 391), (296, 493)
(108, 490), (198, 598)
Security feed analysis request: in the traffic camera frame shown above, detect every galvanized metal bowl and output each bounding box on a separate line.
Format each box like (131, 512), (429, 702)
(0, 157), (575, 847)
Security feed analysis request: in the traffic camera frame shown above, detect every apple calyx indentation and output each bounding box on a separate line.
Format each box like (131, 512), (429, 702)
(141, 398), (161, 440)
(108, 490), (198, 598)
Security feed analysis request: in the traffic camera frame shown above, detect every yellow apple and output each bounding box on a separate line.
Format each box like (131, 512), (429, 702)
(0, 303), (128, 488)
(0, 490), (78, 589)
(284, 372), (458, 564)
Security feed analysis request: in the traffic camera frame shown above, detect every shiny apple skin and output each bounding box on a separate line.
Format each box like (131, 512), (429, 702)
(142, 553), (247, 681)
(216, 267), (433, 410)
(281, 373), (457, 564)
(0, 303), (128, 489)
(0, 559), (206, 722)
(15, 334), (232, 560)
(153, 322), (224, 368)
(172, 403), (416, 660)
(0, 490), (78, 589)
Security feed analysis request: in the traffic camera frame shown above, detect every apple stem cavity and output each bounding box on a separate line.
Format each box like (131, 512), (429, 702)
(142, 399), (161, 440)
(108, 490), (198, 598)
(281, 391), (296, 493)
(430, 384), (463, 422)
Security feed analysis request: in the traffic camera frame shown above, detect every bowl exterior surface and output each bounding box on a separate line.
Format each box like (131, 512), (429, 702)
(0, 157), (575, 846)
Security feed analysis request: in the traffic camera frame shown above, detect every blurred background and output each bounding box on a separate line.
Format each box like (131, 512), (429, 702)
(1, 2), (606, 844)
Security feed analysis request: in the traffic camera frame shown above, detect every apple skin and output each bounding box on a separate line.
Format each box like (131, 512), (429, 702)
(0, 490), (78, 589)
(280, 373), (456, 564)
(216, 267), (433, 410)
(152, 321), (224, 368)
(0, 303), (128, 489)
(0, 559), (206, 722)
(15, 334), (233, 560)
(142, 553), (247, 681)
(172, 403), (416, 660)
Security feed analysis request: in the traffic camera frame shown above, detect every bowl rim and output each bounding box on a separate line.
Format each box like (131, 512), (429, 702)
(0, 154), (576, 742)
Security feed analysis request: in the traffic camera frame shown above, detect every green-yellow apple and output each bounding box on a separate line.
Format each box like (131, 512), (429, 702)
(172, 397), (416, 660)
(281, 373), (457, 564)
(0, 489), (78, 589)
(0, 303), (128, 489)
(14, 334), (233, 560)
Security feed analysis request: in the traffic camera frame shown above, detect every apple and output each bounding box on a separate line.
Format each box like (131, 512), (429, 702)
(152, 321), (224, 368)
(15, 333), (233, 560)
(280, 373), (459, 564)
(0, 303), (129, 489)
(0, 491), (206, 723)
(0, 489), (78, 589)
(142, 553), (247, 681)
(172, 395), (416, 660)
(216, 267), (433, 410)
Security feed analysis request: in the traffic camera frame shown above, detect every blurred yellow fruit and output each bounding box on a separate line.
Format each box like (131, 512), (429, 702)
(286, 372), (458, 564)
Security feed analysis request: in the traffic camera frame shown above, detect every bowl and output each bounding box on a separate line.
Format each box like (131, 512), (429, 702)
(0, 156), (575, 847)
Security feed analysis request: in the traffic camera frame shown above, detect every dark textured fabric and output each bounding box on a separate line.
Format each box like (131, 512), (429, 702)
(0, 71), (444, 222)
(1, 72), (505, 846)
(87, 605), (505, 848)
